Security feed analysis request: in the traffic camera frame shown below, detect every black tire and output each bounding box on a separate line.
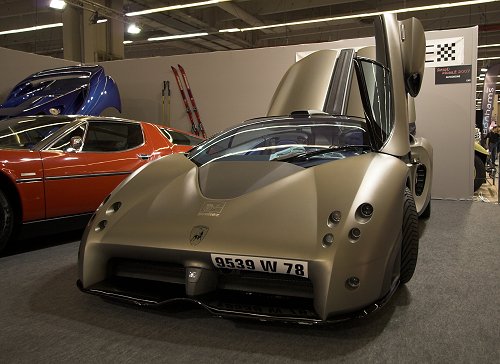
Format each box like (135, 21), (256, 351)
(474, 154), (486, 191)
(401, 188), (419, 284)
(0, 189), (15, 253)
(419, 199), (431, 219)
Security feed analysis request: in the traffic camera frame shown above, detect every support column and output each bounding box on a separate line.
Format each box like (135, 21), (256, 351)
(62, 0), (124, 63)
(62, 5), (84, 62)
(108, 0), (124, 60)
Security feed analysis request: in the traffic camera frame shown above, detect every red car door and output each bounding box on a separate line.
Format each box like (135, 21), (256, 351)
(41, 120), (154, 219)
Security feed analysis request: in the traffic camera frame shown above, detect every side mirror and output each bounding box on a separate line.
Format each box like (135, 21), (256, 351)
(69, 136), (83, 151)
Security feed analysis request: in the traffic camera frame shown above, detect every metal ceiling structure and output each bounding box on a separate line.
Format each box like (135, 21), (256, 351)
(1, 0), (500, 105)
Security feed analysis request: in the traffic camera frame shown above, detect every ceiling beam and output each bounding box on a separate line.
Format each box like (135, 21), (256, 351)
(216, 2), (274, 34)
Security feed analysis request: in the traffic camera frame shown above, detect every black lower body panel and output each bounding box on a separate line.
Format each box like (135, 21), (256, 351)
(77, 276), (399, 324)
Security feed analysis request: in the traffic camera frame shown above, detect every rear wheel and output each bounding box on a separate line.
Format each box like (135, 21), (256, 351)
(0, 189), (15, 253)
(401, 188), (419, 284)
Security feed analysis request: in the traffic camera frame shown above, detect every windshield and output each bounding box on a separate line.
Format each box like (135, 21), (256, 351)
(9, 75), (89, 100)
(188, 116), (370, 167)
(0, 116), (72, 150)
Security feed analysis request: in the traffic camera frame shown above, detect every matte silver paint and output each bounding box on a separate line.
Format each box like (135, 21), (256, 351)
(78, 13), (432, 321)
(79, 152), (410, 319)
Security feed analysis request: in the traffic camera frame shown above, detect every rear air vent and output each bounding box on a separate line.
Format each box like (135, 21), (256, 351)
(290, 110), (328, 117)
(415, 164), (427, 196)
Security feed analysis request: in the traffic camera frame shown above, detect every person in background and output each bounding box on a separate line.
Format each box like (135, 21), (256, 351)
(486, 125), (500, 166)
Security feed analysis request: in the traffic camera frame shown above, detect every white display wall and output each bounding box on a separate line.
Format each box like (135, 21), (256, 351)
(0, 26), (478, 200)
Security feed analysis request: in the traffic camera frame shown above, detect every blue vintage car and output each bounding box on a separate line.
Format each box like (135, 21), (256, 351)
(0, 65), (121, 120)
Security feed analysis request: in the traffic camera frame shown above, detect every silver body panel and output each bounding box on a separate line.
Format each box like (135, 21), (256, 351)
(80, 152), (409, 320)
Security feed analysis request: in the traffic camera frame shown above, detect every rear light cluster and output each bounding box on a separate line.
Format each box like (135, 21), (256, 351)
(322, 202), (374, 290)
(322, 202), (374, 247)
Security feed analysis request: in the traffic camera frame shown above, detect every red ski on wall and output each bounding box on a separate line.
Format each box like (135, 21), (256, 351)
(171, 65), (207, 138)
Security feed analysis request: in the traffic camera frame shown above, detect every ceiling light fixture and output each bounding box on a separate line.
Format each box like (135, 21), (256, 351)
(0, 22), (63, 36)
(219, 0), (499, 33)
(49, 0), (66, 10)
(478, 56), (500, 61)
(148, 32), (209, 41)
(123, 40), (133, 44)
(478, 43), (500, 48)
(126, 0), (230, 17)
(127, 23), (141, 34)
(219, 28), (240, 33)
(97, 19), (107, 24)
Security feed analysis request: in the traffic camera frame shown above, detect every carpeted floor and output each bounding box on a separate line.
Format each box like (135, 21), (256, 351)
(0, 200), (499, 363)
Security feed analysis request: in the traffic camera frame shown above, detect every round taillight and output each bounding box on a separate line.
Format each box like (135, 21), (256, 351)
(350, 227), (361, 240)
(346, 276), (360, 289)
(328, 210), (342, 225)
(322, 233), (334, 247)
(360, 203), (373, 218)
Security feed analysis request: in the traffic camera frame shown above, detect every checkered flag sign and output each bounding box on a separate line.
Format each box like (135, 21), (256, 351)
(437, 43), (456, 62)
(425, 37), (464, 68)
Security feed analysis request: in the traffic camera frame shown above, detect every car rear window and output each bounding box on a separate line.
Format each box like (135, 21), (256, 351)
(160, 128), (203, 146)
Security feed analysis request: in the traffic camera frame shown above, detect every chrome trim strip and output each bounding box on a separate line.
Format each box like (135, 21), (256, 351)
(23, 212), (93, 225)
(45, 171), (132, 181)
(16, 178), (43, 184)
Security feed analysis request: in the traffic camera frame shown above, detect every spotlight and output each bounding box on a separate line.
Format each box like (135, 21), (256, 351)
(49, 0), (66, 10)
(127, 23), (141, 34)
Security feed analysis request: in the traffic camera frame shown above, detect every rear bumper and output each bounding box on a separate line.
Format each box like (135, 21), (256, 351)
(77, 275), (399, 324)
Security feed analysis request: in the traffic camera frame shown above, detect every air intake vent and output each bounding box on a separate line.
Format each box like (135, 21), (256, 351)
(415, 164), (427, 196)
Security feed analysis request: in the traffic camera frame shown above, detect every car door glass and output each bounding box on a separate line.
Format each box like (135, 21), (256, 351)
(82, 121), (143, 152)
(47, 124), (87, 151)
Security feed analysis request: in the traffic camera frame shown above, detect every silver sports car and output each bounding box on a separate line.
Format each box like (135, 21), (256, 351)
(78, 14), (432, 323)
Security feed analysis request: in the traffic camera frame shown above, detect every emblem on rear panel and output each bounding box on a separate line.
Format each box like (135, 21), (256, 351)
(198, 201), (226, 217)
(189, 225), (209, 246)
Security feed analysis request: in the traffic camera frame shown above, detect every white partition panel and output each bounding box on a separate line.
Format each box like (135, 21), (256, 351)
(0, 26), (477, 200)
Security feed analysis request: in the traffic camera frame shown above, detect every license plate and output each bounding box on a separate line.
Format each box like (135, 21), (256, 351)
(210, 254), (308, 278)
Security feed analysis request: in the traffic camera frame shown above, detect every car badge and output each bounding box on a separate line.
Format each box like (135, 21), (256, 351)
(189, 225), (209, 246)
(49, 107), (61, 115)
(198, 201), (226, 217)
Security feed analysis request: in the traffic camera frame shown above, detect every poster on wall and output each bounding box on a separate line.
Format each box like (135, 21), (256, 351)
(424, 37), (464, 68)
(435, 65), (472, 84)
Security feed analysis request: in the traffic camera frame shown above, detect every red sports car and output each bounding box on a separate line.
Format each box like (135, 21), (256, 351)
(0, 115), (203, 252)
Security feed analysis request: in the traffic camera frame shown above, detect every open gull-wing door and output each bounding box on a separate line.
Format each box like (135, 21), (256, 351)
(372, 14), (425, 156)
(267, 50), (340, 116)
(267, 13), (426, 159)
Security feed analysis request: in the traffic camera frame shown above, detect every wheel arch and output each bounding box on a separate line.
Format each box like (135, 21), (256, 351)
(0, 171), (22, 224)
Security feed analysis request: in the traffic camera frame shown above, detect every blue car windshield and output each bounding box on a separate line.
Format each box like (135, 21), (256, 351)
(188, 116), (370, 167)
(0, 116), (72, 150)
